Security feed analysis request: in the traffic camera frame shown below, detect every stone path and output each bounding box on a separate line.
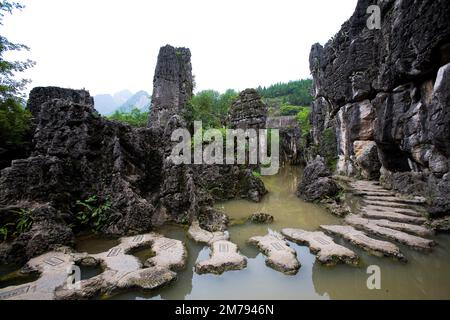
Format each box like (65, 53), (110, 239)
(0, 233), (187, 300)
(345, 215), (436, 251)
(188, 221), (247, 275)
(281, 229), (359, 266)
(316, 180), (436, 262)
(248, 233), (300, 275)
(320, 225), (407, 261)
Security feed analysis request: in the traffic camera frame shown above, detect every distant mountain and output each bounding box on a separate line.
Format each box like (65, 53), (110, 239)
(94, 94), (118, 115)
(113, 90), (133, 106)
(118, 91), (151, 113)
(94, 90), (150, 116)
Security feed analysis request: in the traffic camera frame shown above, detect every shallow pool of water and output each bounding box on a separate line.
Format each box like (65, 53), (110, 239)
(112, 166), (450, 300)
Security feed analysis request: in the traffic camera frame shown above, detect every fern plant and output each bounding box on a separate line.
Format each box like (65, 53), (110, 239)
(75, 196), (112, 233)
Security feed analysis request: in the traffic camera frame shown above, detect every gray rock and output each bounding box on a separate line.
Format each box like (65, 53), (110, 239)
(297, 157), (341, 202)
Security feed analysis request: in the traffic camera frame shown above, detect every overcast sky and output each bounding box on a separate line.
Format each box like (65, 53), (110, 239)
(2, 0), (357, 96)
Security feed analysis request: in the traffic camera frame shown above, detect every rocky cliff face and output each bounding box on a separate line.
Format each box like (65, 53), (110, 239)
(308, 0), (450, 216)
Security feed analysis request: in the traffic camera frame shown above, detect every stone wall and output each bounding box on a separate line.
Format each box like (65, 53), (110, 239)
(308, 0), (450, 216)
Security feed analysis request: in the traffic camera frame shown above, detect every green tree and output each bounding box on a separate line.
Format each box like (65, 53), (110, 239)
(0, 1), (34, 148)
(184, 89), (238, 129)
(109, 108), (149, 127)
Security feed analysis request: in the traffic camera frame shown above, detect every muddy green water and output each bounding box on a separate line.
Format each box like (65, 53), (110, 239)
(112, 166), (450, 300)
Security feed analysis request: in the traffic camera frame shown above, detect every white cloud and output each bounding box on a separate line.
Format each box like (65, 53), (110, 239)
(2, 0), (357, 95)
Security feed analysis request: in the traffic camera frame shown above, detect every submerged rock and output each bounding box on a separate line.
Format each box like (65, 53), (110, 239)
(248, 213), (274, 224)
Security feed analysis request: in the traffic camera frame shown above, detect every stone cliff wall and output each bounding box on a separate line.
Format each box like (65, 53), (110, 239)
(309, 0), (450, 216)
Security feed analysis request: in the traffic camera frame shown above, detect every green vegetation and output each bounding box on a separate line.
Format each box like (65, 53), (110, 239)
(252, 171), (262, 178)
(296, 107), (311, 139)
(257, 79), (313, 107)
(0, 1), (34, 149)
(184, 89), (238, 129)
(0, 208), (33, 241)
(0, 98), (31, 146)
(108, 108), (149, 127)
(75, 196), (112, 233)
(319, 128), (338, 171)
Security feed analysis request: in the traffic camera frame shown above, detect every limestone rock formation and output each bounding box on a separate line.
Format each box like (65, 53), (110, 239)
(307, 0), (450, 217)
(148, 45), (193, 131)
(228, 89), (268, 130)
(0, 45), (267, 264)
(297, 157), (341, 202)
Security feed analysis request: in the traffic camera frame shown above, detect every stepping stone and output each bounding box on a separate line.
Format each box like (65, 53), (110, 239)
(363, 205), (425, 218)
(346, 217), (433, 237)
(60, 233), (186, 299)
(248, 233), (300, 275)
(364, 196), (426, 205)
(320, 225), (406, 261)
(281, 229), (358, 266)
(345, 215), (436, 251)
(188, 222), (245, 275)
(0, 251), (74, 300)
(361, 209), (427, 225)
(144, 235), (187, 270)
(195, 240), (247, 275)
(0, 233), (188, 300)
(363, 200), (417, 210)
(188, 221), (229, 245)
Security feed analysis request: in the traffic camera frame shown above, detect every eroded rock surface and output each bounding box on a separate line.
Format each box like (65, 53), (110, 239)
(297, 156), (341, 202)
(281, 228), (358, 266)
(248, 233), (300, 275)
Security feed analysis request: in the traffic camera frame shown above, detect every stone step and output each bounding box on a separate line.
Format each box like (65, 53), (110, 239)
(195, 240), (247, 275)
(361, 209), (427, 225)
(363, 205), (425, 218)
(364, 196), (426, 205)
(320, 225), (406, 261)
(353, 190), (396, 197)
(248, 233), (300, 275)
(281, 229), (359, 266)
(345, 215), (436, 251)
(363, 200), (418, 210)
(346, 217), (433, 237)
